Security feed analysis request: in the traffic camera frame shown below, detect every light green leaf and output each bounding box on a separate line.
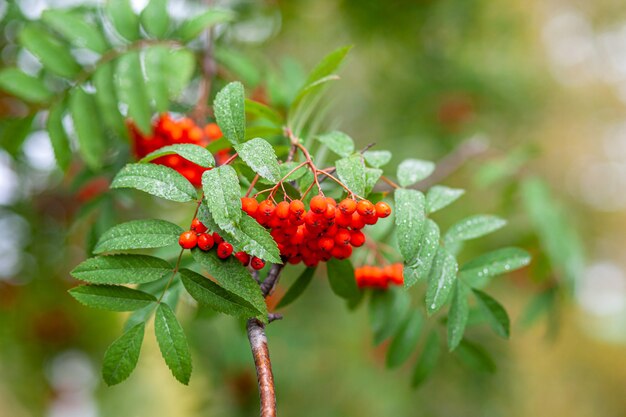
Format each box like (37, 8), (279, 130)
(47, 103), (72, 171)
(425, 247), (458, 315)
(115, 51), (152, 133)
(70, 88), (106, 170)
(244, 99), (283, 126)
(102, 322), (145, 385)
(179, 268), (260, 317)
(93, 62), (127, 138)
(411, 330), (440, 388)
(19, 24), (81, 78)
(201, 165), (241, 231)
(141, 0), (170, 38)
(447, 281), (469, 351)
(369, 289), (411, 345)
(155, 303), (192, 384)
(144, 46), (170, 112)
(444, 215), (507, 245)
(364, 167), (383, 195)
(42, 9), (109, 53)
(386, 311), (424, 368)
(394, 188), (426, 263)
(363, 150), (392, 168)
(214, 81), (245, 146)
(0, 68), (52, 103)
(140, 144), (215, 168)
(111, 163), (197, 202)
(235, 138), (281, 183)
(71, 254), (172, 284)
(162, 49), (195, 98)
(0, 116), (34, 156)
(456, 339), (496, 373)
(276, 267), (316, 309)
(316, 131), (354, 157)
(326, 258), (359, 300)
(304, 45), (352, 86)
(403, 219), (440, 288)
(94, 219), (183, 254)
(397, 158), (435, 187)
(460, 247), (531, 287)
(106, 0), (140, 41)
(336, 155), (366, 196)
(69, 285), (156, 311)
(472, 289), (510, 338)
(176, 9), (235, 42)
(426, 186), (465, 213)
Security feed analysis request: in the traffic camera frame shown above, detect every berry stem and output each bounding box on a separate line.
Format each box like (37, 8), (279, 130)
(222, 152), (239, 166)
(246, 174), (260, 198)
(380, 175), (401, 189)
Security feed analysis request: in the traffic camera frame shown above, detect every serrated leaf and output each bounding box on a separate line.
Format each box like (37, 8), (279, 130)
(363, 150), (392, 168)
(472, 289), (510, 338)
(144, 46), (170, 112)
(276, 267), (316, 309)
(0, 68), (52, 103)
(244, 99), (283, 125)
(201, 165), (241, 231)
(106, 0), (140, 41)
(115, 51), (152, 133)
(180, 268), (260, 317)
(316, 131), (354, 157)
(369, 289), (411, 345)
(94, 219), (183, 254)
(235, 138), (281, 183)
(102, 322), (144, 385)
(19, 24), (80, 78)
(394, 188), (426, 263)
(326, 258), (359, 300)
(192, 249), (267, 320)
(411, 331), (440, 388)
(364, 167), (382, 195)
(214, 81), (245, 145)
(447, 281), (469, 351)
(425, 247), (458, 315)
(69, 285), (156, 311)
(336, 155), (366, 196)
(111, 163), (197, 202)
(426, 186), (465, 214)
(444, 215), (507, 245)
(42, 9), (108, 53)
(397, 159), (435, 187)
(386, 311), (424, 369)
(71, 254), (172, 284)
(456, 339), (496, 373)
(460, 247), (531, 287)
(304, 45), (352, 86)
(141, 0), (170, 38)
(404, 219), (440, 288)
(93, 62), (126, 138)
(155, 303), (192, 384)
(70, 88), (106, 170)
(176, 8), (235, 42)
(140, 144), (215, 168)
(47, 103), (72, 171)
(230, 214), (281, 263)
(276, 161), (308, 182)
(124, 277), (179, 331)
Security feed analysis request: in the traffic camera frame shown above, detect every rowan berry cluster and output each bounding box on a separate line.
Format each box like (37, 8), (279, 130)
(178, 218), (266, 270)
(128, 113), (230, 186)
(355, 263), (404, 289)
(242, 195), (392, 267)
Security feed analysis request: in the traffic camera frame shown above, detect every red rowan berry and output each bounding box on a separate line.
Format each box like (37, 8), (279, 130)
(241, 197), (259, 217)
(326, 197), (337, 207)
(204, 123), (222, 140)
(288, 255), (302, 265)
(338, 198), (357, 215)
(310, 195), (327, 214)
(375, 201), (392, 218)
(289, 200), (305, 217)
(350, 212), (366, 229)
(258, 200), (275, 218)
(191, 218), (208, 233)
(275, 201), (291, 220)
(251, 257), (265, 270)
(350, 230), (366, 247)
(357, 200), (375, 217)
(179, 231), (198, 249)
(335, 229), (351, 246)
(363, 213), (378, 225)
(197, 233), (214, 251)
(289, 213), (305, 226)
(335, 213), (352, 228)
(324, 204), (336, 219)
(235, 251), (250, 266)
(319, 237), (335, 252)
(217, 242), (233, 259)
(212, 232), (224, 245)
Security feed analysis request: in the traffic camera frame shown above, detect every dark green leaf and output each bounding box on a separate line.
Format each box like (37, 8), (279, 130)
(94, 219), (183, 254)
(444, 215), (507, 245)
(102, 322), (144, 385)
(176, 9), (235, 42)
(244, 99), (283, 125)
(141, 0), (170, 38)
(201, 165), (241, 230)
(0, 68), (52, 103)
(70, 88), (106, 170)
(369, 289), (411, 345)
(316, 131), (354, 157)
(216, 50), (262, 86)
(111, 163), (197, 202)
(397, 159), (435, 187)
(386, 311), (424, 368)
(154, 303), (192, 384)
(214, 81), (245, 146)
(404, 219), (440, 288)
(394, 188), (426, 263)
(460, 247), (531, 288)
(46, 103), (72, 171)
(229, 214), (281, 263)
(456, 339), (496, 373)
(106, 0), (140, 41)
(42, 10), (108, 53)
(363, 150), (392, 168)
(140, 144), (215, 168)
(426, 186), (465, 214)
(235, 138), (281, 183)
(472, 289), (510, 338)
(425, 247), (458, 315)
(276, 267), (316, 309)
(411, 331), (440, 388)
(447, 281), (469, 351)
(69, 285), (156, 311)
(336, 155), (366, 196)
(326, 258), (359, 300)
(71, 254), (172, 284)
(19, 24), (81, 78)
(115, 51), (152, 133)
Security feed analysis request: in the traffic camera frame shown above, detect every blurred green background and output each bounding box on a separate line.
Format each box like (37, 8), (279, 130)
(1, 0), (626, 416)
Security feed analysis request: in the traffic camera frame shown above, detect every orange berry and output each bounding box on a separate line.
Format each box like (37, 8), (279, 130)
(319, 237), (335, 252)
(375, 201), (392, 218)
(191, 218), (207, 233)
(335, 229), (351, 246)
(335, 213), (352, 228)
(217, 242), (233, 259)
(241, 197), (259, 217)
(350, 230), (366, 247)
(350, 212), (366, 230)
(310, 195), (327, 214)
(204, 123), (222, 140)
(356, 200), (375, 217)
(289, 200), (305, 217)
(197, 233), (214, 251)
(258, 200), (275, 218)
(275, 201), (291, 220)
(338, 198), (357, 215)
(179, 231), (198, 249)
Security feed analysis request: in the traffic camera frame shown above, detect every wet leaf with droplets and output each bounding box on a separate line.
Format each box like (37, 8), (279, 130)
(425, 247), (458, 315)
(460, 247), (531, 288)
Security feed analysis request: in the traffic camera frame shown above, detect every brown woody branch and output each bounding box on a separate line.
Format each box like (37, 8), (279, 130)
(247, 318), (277, 417)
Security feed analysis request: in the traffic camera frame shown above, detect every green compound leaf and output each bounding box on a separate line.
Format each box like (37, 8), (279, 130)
(363, 150), (392, 168)
(444, 215), (507, 245)
(364, 167), (383, 195)
(214, 81), (245, 146)
(70, 88), (106, 170)
(235, 138), (281, 183)
(102, 322), (145, 386)
(447, 281), (470, 351)
(141, 0), (170, 38)
(176, 9), (235, 42)
(106, 0), (140, 41)
(326, 258), (359, 300)
(115, 51), (152, 133)
(230, 214), (281, 263)
(94, 219), (183, 254)
(426, 185), (465, 214)
(69, 285), (156, 311)
(472, 289), (510, 338)
(425, 247), (458, 315)
(71, 254), (172, 284)
(201, 165), (242, 231)
(143, 46), (170, 112)
(456, 339), (496, 373)
(404, 219), (440, 288)
(386, 310), (424, 369)
(93, 62), (127, 138)
(0, 68), (52, 103)
(140, 144), (215, 168)
(304, 45), (352, 86)
(111, 163), (197, 202)
(316, 131), (355, 158)
(336, 155), (366, 196)
(411, 330), (440, 388)
(394, 188), (426, 264)
(154, 303), (192, 384)
(369, 289), (411, 345)
(460, 247), (531, 288)
(46, 102), (72, 171)
(42, 9), (109, 53)
(244, 99), (283, 126)
(397, 158), (435, 187)
(180, 268), (260, 317)
(19, 24), (81, 78)
(276, 267), (316, 309)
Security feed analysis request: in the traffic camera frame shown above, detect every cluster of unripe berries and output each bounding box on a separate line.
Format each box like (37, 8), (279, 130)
(178, 218), (266, 270)
(241, 195), (392, 267)
(354, 263), (404, 289)
(128, 113), (230, 187)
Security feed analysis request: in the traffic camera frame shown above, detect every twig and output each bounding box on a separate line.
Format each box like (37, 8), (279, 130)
(247, 318), (276, 417)
(260, 264), (285, 297)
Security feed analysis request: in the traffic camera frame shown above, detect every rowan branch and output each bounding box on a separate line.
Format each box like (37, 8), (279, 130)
(247, 318), (277, 417)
